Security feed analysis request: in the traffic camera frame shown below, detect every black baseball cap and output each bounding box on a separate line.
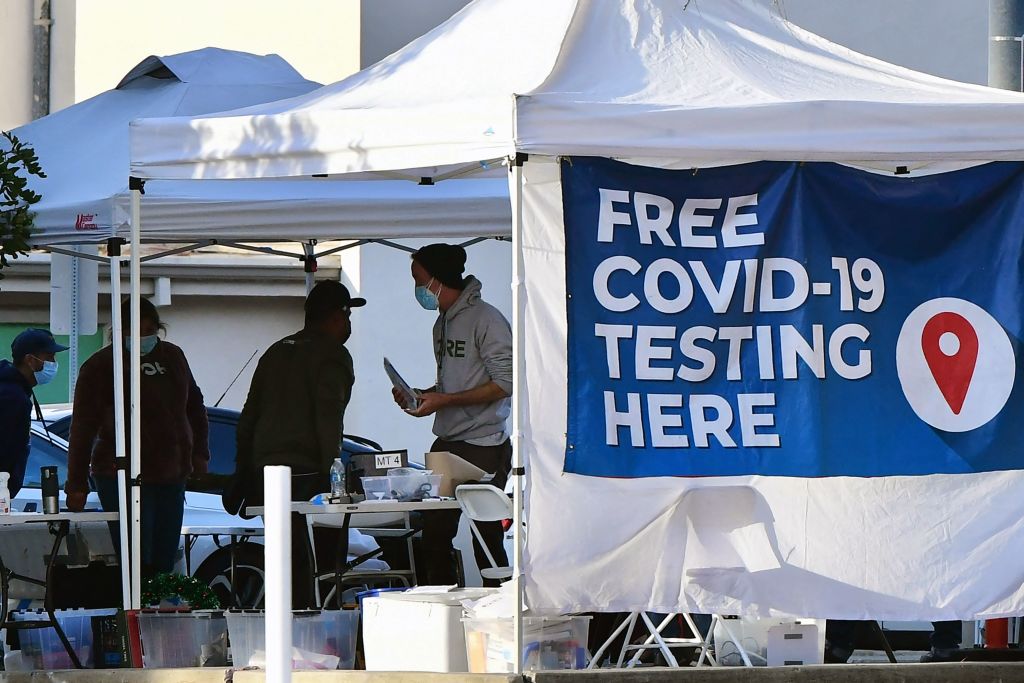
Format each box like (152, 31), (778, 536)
(305, 281), (366, 320)
(12, 328), (69, 362)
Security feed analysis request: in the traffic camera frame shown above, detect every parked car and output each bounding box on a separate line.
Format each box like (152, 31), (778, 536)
(19, 407), (493, 606)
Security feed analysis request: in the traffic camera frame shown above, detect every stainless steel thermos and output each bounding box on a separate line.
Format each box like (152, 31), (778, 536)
(41, 466), (59, 514)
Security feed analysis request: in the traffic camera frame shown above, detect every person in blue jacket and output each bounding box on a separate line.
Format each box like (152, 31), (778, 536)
(0, 329), (67, 496)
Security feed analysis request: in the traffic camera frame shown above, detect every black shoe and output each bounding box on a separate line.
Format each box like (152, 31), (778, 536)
(920, 647), (961, 663)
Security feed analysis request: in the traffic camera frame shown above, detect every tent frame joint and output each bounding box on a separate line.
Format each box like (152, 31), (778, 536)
(128, 176), (146, 194)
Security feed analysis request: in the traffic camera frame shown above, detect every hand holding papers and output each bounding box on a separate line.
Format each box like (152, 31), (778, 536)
(385, 357), (421, 410)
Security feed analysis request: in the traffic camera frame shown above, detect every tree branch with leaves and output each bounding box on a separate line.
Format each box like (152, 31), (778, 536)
(0, 131), (46, 280)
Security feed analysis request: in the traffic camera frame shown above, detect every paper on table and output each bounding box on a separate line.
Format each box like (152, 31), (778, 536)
(425, 451), (487, 496)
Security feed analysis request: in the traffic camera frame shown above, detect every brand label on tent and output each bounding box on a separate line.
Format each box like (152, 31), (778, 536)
(562, 157), (1024, 477)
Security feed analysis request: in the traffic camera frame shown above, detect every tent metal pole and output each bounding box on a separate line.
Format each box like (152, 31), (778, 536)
(69, 246), (80, 401)
(509, 157), (526, 675)
(303, 241), (316, 294)
(41, 246), (110, 263)
(108, 239), (132, 611)
(129, 182), (144, 609)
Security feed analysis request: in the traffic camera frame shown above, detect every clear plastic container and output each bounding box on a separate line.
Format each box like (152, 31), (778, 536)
(137, 610), (229, 668)
(360, 476), (392, 501)
(463, 616), (591, 673)
(12, 609), (114, 669)
(225, 609), (359, 670)
(387, 469), (440, 501)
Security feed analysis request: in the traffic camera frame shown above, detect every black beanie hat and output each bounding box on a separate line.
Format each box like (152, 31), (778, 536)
(412, 243), (467, 289)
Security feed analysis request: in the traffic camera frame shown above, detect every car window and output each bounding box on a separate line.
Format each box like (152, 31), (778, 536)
(45, 415), (73, 441)
(24, 434), (68, 489)
(207, 418), (237, 476)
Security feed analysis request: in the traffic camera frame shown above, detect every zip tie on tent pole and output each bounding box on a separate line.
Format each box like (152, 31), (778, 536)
(512, 467), (525, 476)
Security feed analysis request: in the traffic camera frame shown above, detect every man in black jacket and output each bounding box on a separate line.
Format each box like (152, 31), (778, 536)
(0, 329), (67, 496)
(236, 281), (364, 607)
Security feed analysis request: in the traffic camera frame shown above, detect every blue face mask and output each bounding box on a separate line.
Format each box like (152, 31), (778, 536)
(33, 359), (58, 386)
(415, 280), (440, 311)
(126, 335), (159, 355)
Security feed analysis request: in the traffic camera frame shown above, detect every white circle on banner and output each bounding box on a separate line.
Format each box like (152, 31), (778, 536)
(939, 332), (960, 356)
(896, 297), (1015, 432)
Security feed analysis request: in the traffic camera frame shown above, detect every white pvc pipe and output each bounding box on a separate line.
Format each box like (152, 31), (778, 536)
(129, 188), (143, 609)
(264, 466), (292, 682)
(109, 248), (131, 611)
(509, 159), (526, 674)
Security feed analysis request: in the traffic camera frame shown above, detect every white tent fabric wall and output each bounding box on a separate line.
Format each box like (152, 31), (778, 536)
(518, 157), (1024, 621)
(124, 0), (1024, 624)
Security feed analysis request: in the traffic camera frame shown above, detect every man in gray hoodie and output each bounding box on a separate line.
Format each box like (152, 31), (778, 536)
(395, 243), (513, 585)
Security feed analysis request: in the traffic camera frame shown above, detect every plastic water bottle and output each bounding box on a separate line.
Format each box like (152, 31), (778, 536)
(0, 472), (11, 514)
(330, 458), (346, 497)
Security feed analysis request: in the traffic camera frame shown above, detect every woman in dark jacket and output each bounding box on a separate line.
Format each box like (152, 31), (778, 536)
(66, 298), (209, 577)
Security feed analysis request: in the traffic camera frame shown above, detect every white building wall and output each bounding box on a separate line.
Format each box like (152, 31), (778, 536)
(359, 0), (470, 68)
(342, 239), (512, 460)
(763, 0), (988, 86)
(0, 1), (34, 131)
(157, 296), (304, 412)
(1, 0), (361, 131)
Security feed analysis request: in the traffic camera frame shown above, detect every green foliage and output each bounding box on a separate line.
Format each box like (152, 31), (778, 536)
(0, 131), (45, 280)
(142, 572), (221, 609)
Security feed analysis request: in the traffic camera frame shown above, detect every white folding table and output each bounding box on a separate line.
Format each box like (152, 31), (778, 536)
(0, 511), (119, 669)
(246, 500), (463, 603)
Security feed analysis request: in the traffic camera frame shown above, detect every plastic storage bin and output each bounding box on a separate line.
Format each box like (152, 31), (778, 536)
(12, 608), (116, 669)
(463, 616), (591, 673)
(387, 470), (442, 501)
(360, 476), (392, 500)
(712, 617), (824, 666)
(136, 610), (229, 668)
(225, 609), (359, 670)
(363, 588), (495, 672)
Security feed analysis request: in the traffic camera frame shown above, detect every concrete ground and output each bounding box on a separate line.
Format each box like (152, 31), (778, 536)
(533, 664), (1024, 681)
(2, 667), (1024, 683)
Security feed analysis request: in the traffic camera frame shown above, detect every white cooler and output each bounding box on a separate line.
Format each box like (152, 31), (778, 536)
(362, 588), (496, 672)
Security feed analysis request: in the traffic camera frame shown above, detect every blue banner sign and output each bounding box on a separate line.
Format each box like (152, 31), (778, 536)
(562, 157), (1024, 477)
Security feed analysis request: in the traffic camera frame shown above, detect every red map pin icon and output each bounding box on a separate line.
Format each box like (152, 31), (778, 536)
(921, 311), (979, 415)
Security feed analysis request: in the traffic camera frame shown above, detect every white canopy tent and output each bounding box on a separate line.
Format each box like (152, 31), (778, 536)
(129, 0), (1024, 665)
(19, 47), (510, 611)
(19, 48), (508, 246)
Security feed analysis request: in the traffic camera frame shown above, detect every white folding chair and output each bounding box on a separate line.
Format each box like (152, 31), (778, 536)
(454, 484), (514, 582)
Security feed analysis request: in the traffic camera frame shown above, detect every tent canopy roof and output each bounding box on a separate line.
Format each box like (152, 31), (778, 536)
(15, 47), (321, 245)
(131, 0), (1024, 181)
(15, 47), (510, 246)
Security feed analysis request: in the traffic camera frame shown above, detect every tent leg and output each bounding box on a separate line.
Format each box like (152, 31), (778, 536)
(303, 241), (316, 294)
(129, 184), (143, 609)
(509, 158), (526, 674)
(108, 240), (131, 611)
